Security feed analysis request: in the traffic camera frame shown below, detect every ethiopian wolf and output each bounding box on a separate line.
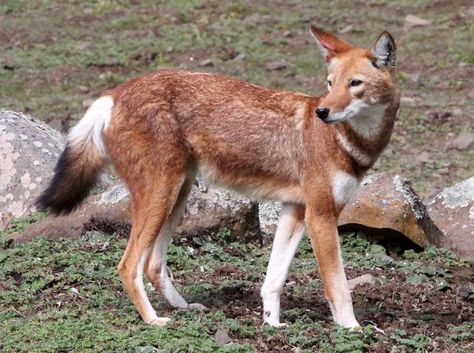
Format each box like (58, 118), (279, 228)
(38, 26), (399, 328)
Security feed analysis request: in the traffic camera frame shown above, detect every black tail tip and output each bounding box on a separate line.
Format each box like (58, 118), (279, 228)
(35, 188), (77, 215)
(34, 144), (99, 216)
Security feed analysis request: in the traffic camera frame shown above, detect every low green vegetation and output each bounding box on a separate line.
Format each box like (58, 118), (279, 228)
(0, 212), (47, 237)
(1, 228), (472, 352)
(1, 0), (473, 351)
(1, 0), (473, 196)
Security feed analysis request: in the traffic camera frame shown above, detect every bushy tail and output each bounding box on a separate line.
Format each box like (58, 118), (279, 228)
(36, 96), (114, 214)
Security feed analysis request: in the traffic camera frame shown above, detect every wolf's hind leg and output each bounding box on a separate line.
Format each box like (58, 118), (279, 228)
(117, 172), (186, 325)
(145, 177), (208, 311)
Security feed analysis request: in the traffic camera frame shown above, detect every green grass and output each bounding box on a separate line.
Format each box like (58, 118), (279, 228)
(1, 0), (473, 196)
(1, 2), (473, 350)
(0, 212), (47, 236)
(1, 229), (472, 352)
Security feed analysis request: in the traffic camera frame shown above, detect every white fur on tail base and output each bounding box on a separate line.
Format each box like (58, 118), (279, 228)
(68, 96), (114, 156)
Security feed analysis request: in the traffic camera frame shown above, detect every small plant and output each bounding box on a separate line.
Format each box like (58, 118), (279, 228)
(0, 212), (47, 237)
(0, 227), (472, 352)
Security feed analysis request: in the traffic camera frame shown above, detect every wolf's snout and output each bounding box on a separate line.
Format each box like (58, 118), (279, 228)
(316, 107), (330, 121)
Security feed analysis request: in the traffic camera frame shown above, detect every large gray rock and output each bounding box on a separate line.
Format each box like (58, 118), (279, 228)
(428, 177), (474, 258)
(178, 181), (260, 239)
(338, 173), (443, 247)
(258, 201), (282, 234)
(258, 173), (443, 248)
(12, 181), (260, 243)
(0, 110), (65, 230)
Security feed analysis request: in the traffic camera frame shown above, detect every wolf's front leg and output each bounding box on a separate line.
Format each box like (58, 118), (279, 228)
(261, 203), (305, 327)
(304, 207), (359, 328)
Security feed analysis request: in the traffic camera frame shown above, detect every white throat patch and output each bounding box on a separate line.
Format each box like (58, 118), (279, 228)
(326, 101), (387, 139)
(347, 103), (387, 139)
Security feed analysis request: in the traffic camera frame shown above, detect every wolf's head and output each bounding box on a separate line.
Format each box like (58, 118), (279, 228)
(310, 26), (399, 127)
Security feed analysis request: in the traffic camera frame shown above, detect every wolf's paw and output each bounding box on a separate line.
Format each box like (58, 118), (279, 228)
(264, 319), (288, 328)
(349, 324), (362, 332)
(188, 303), (209, 311)
(149, 317), (172, 326)
(336, 317), (360, 330)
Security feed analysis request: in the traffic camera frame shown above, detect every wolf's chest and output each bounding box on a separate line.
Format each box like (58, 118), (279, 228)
(331, 171), (360, 206)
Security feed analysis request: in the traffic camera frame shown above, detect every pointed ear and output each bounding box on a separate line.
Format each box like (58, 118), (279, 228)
(309, 26), (352, 63)
(371, 31), (396, 69)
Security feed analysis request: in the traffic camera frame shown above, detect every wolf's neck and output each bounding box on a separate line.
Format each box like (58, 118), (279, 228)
(332, 104), (394, 168)
(347, 104), (388, 139)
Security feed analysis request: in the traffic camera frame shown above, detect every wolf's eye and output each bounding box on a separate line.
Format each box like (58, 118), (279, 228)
(327, 80), (332, 87)
(350, 79), (363, 87)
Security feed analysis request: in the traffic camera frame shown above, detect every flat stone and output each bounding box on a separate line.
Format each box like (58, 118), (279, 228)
(405, 14), (432, 27)
(449, 132), (474, 151)
(338, 25), (353, 34)
(400, 96), (422, 106)
(416, 151), (432, 164)
(198, 58), (213, 67)
(266, 60), (288, 71)
(233, 53), (246, 61)
(215, 328), (232, 346)
(348, 274), (374, 290)
(338, 173), (443, 247)
(406, 71), (422, 85)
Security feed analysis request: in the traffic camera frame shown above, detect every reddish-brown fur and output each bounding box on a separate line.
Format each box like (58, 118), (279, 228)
(39, 27), (399, 326)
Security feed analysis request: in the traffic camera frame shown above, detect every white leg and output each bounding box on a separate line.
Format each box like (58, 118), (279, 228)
(147, 221), (189, 308)
(135, 248), (166, 324)
(326, 245), (359, 328)
(261, 203), (305, 327)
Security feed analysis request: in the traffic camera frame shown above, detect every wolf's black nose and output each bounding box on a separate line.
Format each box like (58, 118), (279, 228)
(316, 107), (330, 121)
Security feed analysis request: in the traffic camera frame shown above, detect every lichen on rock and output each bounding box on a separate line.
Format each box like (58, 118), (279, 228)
(434, 177), (474, 210)
(428, 177), (474, 258)
(0, 110), (65, 230)
(393, 175), (427, 220)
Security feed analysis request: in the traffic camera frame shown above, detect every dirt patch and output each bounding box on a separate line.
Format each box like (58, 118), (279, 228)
(82, 219), (472, 350)
(165, 245), (474, 352)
